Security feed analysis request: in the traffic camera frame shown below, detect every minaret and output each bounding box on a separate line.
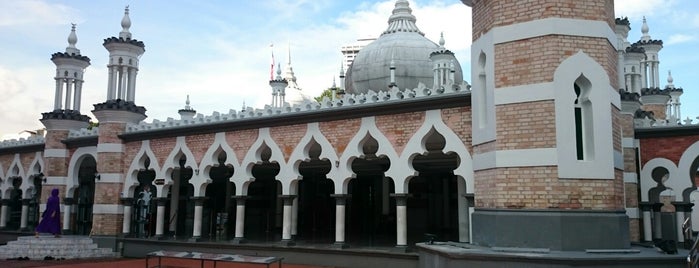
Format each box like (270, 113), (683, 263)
(41, 24), (91, 130)
(464, 0), (627, 250)
(178, 95), (196, 120)
(430, 32), (455, 89)
(91, 6), (147, 239)
(666, 71), (684, 124)
(637, 17), (663, 89)
(270, 64), (288, 108)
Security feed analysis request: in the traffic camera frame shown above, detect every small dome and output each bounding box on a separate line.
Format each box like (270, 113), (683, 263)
(345, 0), (463, 94)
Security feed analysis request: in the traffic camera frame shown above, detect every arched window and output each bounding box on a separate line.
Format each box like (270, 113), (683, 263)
(574, 76), (594, 161)
(477, 52), (487, 128)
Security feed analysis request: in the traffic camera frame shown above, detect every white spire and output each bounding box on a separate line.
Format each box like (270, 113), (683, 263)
(120, 5), (132, 39)
(641, 16), (650, 42)
(439, 32), (445, 48)
(666, 70), (674, 89)
(185, 95), (192, 110)
(284, 42), (300, 88)
(66, 23), (80, 55)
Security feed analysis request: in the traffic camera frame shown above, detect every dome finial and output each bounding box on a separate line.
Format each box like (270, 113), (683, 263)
(667, 70), (674, 88)
(641, 16), (650, 42)
(119, 5), (132, 39)
(185, 95), (191, 109)
(383, 0), (424, 36)
(66, 23), (80, 55)
(439, 32), (445, 48)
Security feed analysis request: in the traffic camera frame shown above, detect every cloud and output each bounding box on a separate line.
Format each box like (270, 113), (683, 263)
(614, 0), (673, 21)
(0, 0), (80, 27)
(666, 34), (697, 45)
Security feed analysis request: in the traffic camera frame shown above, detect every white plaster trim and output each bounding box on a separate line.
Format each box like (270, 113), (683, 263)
(196, 132), (241, 197)
(494, 82), (555, 105)
(622, 138), (637, 148)
(44, 149), (68, 158)
(45, 176), (65, 184)
(474, 148), (557, 171)
(640, 158), (678, 202)
(609, 88), (621, 109)
(123, 140), (161, 198)
(614, 150), (624, 170)
(470, 35), (496, 146)
(624, 172), (638, 184)
(91, 204), (123, 214)
(65, 146), (97, 198)
(626, 207), (639, 219)
(492, 18), (617, 49)
(97, 143), (124, 153)
(97, 173), (122, 183)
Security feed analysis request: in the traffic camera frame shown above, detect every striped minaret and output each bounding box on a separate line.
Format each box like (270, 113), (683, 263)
(464, 0), (628, 250)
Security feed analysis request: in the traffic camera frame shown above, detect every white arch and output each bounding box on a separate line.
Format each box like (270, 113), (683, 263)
(25, 152), (45, 198)
(554, 50), (615, 180)
(234, 128), (285, 195)
(160, 136), (198, 197)
(65, 147), (97, 198)
(198, 132), (240, 197)
(286, 123), (338, 195)
(124, 140), (162, 198)
(640, 157), (678, 202)
(5, 154), (26, 198)
(677, 141), (699, 193)
(336, 116), (399, 194)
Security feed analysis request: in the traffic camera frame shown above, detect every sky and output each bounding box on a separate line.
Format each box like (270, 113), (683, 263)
(0, 0), (697, 140)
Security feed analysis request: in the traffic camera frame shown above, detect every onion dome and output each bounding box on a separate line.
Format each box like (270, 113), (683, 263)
(345, 0), (463, 94)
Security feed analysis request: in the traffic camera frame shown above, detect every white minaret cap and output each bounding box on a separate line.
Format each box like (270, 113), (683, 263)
(667, 70), (674, 88)
(641, 16), (650, 42)
(120, 5), (132, 39)
(66, 23), (80, 55)
(439, 32), (445, 48)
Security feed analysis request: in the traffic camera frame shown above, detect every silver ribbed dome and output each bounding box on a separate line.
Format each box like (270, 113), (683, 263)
(345, 0), (463, 94)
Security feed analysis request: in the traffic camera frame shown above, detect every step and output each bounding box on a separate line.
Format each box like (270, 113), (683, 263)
(0, 235), (116, 260)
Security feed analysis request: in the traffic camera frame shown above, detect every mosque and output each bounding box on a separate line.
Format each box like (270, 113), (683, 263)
(0, 0), (695, 267)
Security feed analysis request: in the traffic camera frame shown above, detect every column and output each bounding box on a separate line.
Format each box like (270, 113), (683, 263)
(673, 202), (691, 243)
(641, 62), (648, 89)
(291, 197), (298, 239)
(391, 193), (409, 251)
(190, 197), (207, 241)
(652, 202), (664, 240)
(54, 79), (63, 110)
(64, 79), (73, 110)
(280, 195), (296, 246)
(154, 198), (167, 238)
(127, 68), (137, 102)
(0, 199), (8, 229)
(20, 199), (30, 231)
(107, 65), (115, 100)
(231, 196), (247, 244)
(73, 80), (83, 111)
(120, 197), (135, 236)
(62, 198), (74, 234)
(640, 202), (653, 242)
(330, 194), (349, 248)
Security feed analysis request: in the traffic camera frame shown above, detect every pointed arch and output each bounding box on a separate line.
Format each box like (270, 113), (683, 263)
(640, 158), (678, 202)
(198, 132), (240, 197)
(124, 140), (162, 198)
(66, 147), (97, 198)
(287, 123), (338, 195)
(676, 141), (699, 201)
(235, 128), (286, 195)
(337, 116), (399, 194)
(5, 154), (25, 197)
(26, 152), (45, 198)
(160, 136), (197, 197)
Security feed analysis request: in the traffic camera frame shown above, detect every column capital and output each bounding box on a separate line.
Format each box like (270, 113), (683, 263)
(231, 195), (249, 200)
(155, 197), (169, 206)
(390, 193), (411, 206)
(279, 195), (297, 205)
(63, 197), (75, 205)
(331, 194), (350, 205)
(651, 202), (664, 211)
(190, 196), (208, 206)
(672, 202), (694, 212)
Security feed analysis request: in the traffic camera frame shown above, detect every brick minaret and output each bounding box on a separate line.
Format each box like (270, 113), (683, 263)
(40, 24), (91, 231)
(91, 6), (146, 236)
(464, 0), (628, 250)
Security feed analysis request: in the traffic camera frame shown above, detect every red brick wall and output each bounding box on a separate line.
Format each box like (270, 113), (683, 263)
(375, 112), (425, 155)
(639, 135), (699, 166)
(441, 107), (473, 153)
(495, 100), (556, 150)
(226, 129), (258, 163)
(186, 133), (216, 164)
(320, 119), (361, 155)
(270, 125), (307, 161)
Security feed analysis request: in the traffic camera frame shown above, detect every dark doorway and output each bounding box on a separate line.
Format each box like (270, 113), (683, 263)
(203, 152), (235, 241)
(246, 145), (281, 242)
(74, 156), (96, 235)
(7, 177), (22, 230)
(133, 157), (156, 238)
(296, 141), (334, 243)
(165, 155), (194, 239)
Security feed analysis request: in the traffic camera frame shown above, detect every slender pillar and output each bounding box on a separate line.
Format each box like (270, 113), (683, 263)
(231, 196), (247, 244)
(127, 68), (137, 102)
(155, 198), (167, 238)
(291, 197), (298, 239)
(0, 199), (8, 229)
(120, 197), (135, 236)
(391, 193), (409, 251)
(640, 202), (653, 242)
(20, 199), (30, 231)
(107, 65), (116, 100)
(652, 202), (664, 240)
(331, 194), (349, 248)
(54, 79), (63, 110)
(280, 195), (296, 246)
(73, 80), (83, 110)
(190, 197), (207, 241)
(64, 79), (73, 110)
(62, 198), (74, 234)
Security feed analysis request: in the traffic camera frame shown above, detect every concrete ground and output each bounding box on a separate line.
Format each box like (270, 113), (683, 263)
(1, 257), (337, 268)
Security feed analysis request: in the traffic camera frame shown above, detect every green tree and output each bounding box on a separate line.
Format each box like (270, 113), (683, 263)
(314, 87), (338, 102)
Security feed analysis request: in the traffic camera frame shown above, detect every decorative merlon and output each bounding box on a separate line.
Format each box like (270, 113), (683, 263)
(0, 136), (45, 149)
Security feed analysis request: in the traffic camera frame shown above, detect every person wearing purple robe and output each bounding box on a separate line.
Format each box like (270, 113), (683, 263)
(35, 188), (61, 237)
